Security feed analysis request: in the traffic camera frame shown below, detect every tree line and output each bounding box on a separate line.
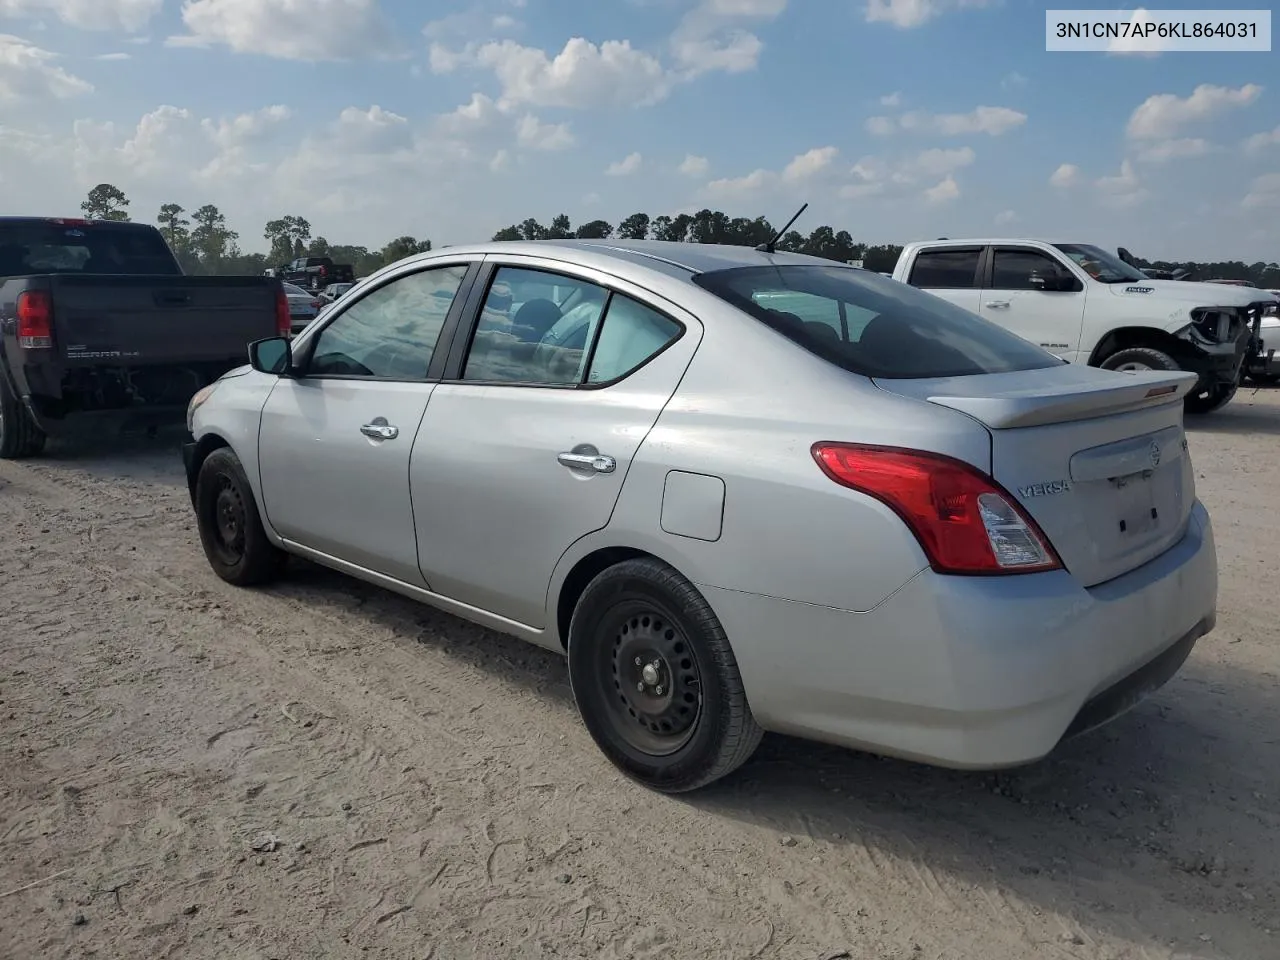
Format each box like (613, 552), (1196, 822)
(81, 183), (431, 279)
(79, 183), (1280, 287)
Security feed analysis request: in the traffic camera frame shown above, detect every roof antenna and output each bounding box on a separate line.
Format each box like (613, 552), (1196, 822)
(756, 202), (808, 254)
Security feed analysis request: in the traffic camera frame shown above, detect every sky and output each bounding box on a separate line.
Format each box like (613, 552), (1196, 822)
(0, 0), (1276, 262)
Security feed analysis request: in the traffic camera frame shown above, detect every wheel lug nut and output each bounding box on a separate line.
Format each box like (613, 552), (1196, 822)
(655, 685), (663, 695)
(634, 657), (642, 666)
(636, 681), (644, 691)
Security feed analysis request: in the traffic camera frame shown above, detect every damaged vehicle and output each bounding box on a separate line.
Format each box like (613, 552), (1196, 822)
(892, 239), (1268, 414)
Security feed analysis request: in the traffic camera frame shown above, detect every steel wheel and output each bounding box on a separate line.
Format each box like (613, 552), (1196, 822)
(598, 602), (703, 756)
(211, 476), (248, 567)
(567, 557), (762, 793)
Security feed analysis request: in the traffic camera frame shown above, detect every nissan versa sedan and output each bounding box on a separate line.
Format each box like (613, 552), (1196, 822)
(182, 240), (1218, 793)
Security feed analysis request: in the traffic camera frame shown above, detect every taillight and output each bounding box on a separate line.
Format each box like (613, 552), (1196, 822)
(319, 265), (327, 276)
(811, 443), (1062, 575)
(16, 291), (53, 348)
(275, 287), (291, 337)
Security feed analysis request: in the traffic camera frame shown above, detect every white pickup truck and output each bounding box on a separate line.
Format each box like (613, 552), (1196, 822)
(892, 239), (1278, 413)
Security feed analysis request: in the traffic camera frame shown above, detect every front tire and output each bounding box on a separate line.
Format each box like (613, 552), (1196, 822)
(1184, 381), (1238, 415)
(194, 447), (286, 586)
(1099, 346), (1182, 373)
(567, 558), (762, 793)
(0, 375), (47, 460)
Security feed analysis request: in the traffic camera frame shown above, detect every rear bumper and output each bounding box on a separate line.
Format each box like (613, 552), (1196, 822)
(705, 500), (1217, 769)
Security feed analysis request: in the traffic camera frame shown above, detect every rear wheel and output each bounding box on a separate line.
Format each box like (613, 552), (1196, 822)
(567, 558), (762, 793)
(194, 447), (286, 586)
(0, 375), (47, 460)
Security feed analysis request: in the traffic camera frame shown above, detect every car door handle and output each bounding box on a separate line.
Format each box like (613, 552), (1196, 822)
(557, 452), (616, 474)
(985, 300), (1011, 308)
(360, 418), (399, 441)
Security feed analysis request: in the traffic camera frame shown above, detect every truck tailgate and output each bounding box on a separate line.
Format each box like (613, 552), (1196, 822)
(47, 274), (279, 366)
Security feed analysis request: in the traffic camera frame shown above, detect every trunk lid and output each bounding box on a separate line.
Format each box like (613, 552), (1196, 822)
(874, 364), (1198, 587)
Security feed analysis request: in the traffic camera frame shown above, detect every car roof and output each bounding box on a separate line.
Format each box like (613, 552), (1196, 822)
(906, 238), (1075, 248)
(404, 239), (838, 279)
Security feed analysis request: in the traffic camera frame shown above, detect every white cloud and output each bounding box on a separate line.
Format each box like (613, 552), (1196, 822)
(1135, 137), (1212, 163)
(870, 105), (1026, 137)
(93, 52), (131, 60)
(837, 147), (973, 202)
(879, 91), (901, 107)
(923, 175), (959, 203)
(782, 145), (837, 182)
(196, 105), (292, 181)
(473, 37), (670, 109)
(678, 154), (709, 176)
(1244, 127), (1280, 153)
(1000, 71), (1027, 90)
(1049, 162), (1080, 188)
(606, 151), (643, 176)
(1095, 159), (1147, 206)
(428, 41), (473, 73)
(669, 0), (787, 78)
(864, 0), (993, 29)
(515, 113), (573, 150)
(1242, 172), (1280, 209)
(173, 0), (396, 61)
(706, 168), (773, 197)
(865, 115), (896, 137)
(489, 148), (511, 172)
(0, 0), (161, 32)
(1127, 83), (1263, 140)
(0, 33), (92, 100)
(910, 145), (974, 177)
(436, 92), (503, 134)
(994, 209), (1017, 225)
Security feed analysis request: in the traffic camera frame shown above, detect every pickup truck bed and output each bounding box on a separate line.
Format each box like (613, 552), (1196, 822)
(0, 217), (287, 457)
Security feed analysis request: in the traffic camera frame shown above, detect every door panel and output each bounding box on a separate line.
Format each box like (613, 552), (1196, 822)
(410, 267), (700, 628)
(980, 247), (1087, 362)
(258, 379), (434, 584)
(256, 261), (473, 584)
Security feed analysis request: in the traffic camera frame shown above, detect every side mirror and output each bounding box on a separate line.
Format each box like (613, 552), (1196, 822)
(248, 337), (293, 375)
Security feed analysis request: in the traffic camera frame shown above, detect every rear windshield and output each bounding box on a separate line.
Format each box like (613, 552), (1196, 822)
(0, 221), (180, 278)
(693, 264), (1063, 379)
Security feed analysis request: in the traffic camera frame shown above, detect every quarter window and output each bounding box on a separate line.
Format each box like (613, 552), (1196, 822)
(307, 264), (467, 379)
(907, 248), (982, 289)
(587, 296), (682, 383)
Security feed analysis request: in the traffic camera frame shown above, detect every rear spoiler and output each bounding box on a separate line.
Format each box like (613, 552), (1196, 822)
(924, 370), (1198, 429)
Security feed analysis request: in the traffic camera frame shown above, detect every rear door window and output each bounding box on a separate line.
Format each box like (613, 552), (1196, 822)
(693, 264), (1063, 380)
(907, 248), (982, 289)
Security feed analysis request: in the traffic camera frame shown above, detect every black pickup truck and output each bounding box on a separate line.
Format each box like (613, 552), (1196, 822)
(281, 256), (355, 291)
(0, 216), (287, 458)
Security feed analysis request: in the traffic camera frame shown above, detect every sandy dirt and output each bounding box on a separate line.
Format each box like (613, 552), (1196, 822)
(1, 387), (1278, 960)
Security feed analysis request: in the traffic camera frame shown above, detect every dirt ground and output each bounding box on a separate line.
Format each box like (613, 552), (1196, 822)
(1, 388), (1278, 960)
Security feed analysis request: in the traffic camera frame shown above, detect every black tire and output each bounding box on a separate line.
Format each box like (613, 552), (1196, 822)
(566, 558), (763, 793)
(194, 447), (286, 586)
(0, 374), (47, 460)
(1099, 346), (1182, 373)
(1184, 381), (1238, 415)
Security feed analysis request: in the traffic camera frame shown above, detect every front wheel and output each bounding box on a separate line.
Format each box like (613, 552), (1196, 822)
(1184, 381), (1238, 415)
(567, 558), (763, 793)
(1098, 346), (1182, 373)
(194, 447), (286, 586)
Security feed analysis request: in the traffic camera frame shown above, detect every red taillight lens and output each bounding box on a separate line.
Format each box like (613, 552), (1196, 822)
(275, 287), (291, 337)
(812, 443), (1062, 575)
(16, 290), (53, 348)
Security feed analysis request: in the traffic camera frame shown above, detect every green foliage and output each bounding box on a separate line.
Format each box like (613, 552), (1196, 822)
(82, 183), (130, 221)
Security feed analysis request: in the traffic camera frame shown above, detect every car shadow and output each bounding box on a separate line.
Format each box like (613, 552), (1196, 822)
(1186, 389), (1280, 436)
(28, 424), (189, 489)
(265, 561), (1278, 956)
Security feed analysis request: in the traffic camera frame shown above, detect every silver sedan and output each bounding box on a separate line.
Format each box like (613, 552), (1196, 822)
(183, 240), (1218, 793)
